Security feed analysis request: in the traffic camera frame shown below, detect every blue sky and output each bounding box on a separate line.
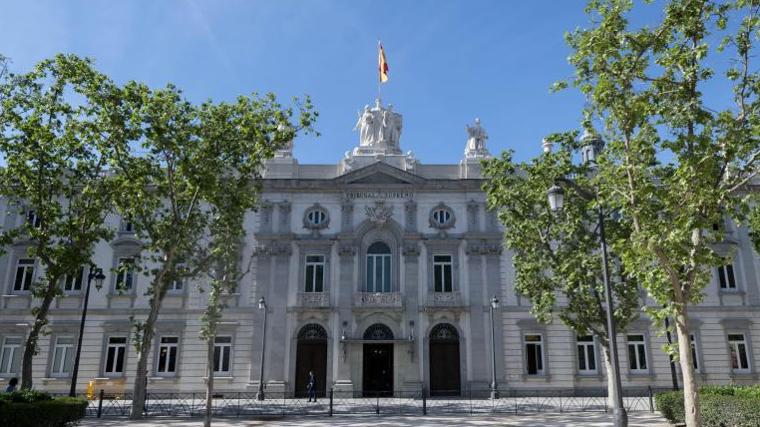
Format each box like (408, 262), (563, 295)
(0, 1), (688, 165)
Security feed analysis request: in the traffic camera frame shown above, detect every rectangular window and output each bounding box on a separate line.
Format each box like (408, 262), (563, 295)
(728, 333), (751, 372)
(304, 255), (325, 293)
(51, 336), (75, 376)
(156, 336), (179, 374)
(213, 336), (232, 374)
(104, 336), (127, 374)
(366, 255), (391, 293)
(121, 219), (134, 233)
(690, 334), (699, 372)
(0, 337), (22, 374)
(433, 255), (453, 293)
(577, 335), (597, 373)
(525, 334), (544, 375)
(627, 334), (648, 372)
(717, 263), (737, 289)
(61, 266), (85, 292)
(26, 210), (41, 228)
(13, 258), (35, 291)
(115, 258), (135, 291)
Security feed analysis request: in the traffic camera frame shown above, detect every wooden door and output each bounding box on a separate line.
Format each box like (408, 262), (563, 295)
(362, 343), (393, 397)
(294, 341), (327, 397)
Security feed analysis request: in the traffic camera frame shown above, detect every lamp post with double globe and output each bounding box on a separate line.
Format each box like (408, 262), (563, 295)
(489, 295), (500, 400)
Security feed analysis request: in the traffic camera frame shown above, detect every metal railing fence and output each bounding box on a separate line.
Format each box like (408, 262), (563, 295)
(54, 386), (663, 418)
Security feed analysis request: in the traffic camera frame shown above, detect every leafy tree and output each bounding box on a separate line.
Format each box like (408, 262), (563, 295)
(555, 1), (760, 425)
(192, 104), (308, 427)
(0, 55), (134, 389)
(483, 131), (640, 410)
(111, 86), (316, 419)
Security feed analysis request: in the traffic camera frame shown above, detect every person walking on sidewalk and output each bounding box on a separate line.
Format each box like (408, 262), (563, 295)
(306, 371), (317, 403)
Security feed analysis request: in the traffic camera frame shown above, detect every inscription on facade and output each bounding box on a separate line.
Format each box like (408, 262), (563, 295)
(345, 191), (413, 199)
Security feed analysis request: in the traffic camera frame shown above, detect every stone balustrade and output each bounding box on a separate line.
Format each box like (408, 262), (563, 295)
(427, 291), (464, 308)
(296, 292), (331, 308)
(353, 292), (403, 308)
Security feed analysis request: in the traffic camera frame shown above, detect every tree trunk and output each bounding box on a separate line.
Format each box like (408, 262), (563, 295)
(20, 282), (58, 389)
(601, 345), (615, 411)
(674, 309), (701, 426)
(129, 286), (166, 419)
(204, 334), (215, 427)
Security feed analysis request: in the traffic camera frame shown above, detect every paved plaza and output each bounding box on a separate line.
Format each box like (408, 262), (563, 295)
(80, 412), (670, 427)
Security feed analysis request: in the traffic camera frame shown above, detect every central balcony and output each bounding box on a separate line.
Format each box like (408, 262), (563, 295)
(296, 292), (331, 308)
(353, 292), (403, 309)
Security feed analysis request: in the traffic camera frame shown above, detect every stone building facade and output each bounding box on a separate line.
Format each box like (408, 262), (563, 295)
(0, 100), (759, 396)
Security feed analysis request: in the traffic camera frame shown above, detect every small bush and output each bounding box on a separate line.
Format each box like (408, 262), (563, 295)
(700, 395), (760, 427)
(655, 390), (685, 424)
(656, 385), (760, 427)
(0, 394), (87, 427)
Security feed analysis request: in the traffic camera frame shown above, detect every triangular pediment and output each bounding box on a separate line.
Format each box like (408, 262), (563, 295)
(334, 162), (425, 186)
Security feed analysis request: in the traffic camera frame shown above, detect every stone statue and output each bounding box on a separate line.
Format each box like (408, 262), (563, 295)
(464, 118), (490, 159)
(353, 105), (374, 147)
(352, 100), (403, 154)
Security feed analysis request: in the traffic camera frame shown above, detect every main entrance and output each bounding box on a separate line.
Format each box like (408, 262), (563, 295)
(294, 324), (328, 398)
(429, 323), (461, 396)
(362, 324), (394, 397)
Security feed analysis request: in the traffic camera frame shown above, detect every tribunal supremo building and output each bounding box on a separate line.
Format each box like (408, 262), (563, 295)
(0, 100), (759, 397)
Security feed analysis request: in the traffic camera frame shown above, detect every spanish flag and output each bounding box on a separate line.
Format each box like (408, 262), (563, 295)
(378, 42), (389, 83)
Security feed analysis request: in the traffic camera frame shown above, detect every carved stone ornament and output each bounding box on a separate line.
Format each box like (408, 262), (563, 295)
(338, 242), (357, 257)
(402, 242), (420, 257)
(365, 200), (394, 225)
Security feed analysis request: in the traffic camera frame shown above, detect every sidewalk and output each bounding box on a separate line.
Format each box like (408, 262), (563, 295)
(80, 412), (670, 426)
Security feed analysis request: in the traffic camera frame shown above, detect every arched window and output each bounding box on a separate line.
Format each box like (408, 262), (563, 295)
(430, 323), (459, 342)
(297, 324), (328, 341)
(366, 241), (391, 293)
(363, 323), (394, 340)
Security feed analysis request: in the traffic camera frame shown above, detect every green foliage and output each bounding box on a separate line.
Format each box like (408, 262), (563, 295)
(482, 137), (640, 348)
(551, 0), (760, 423)
(0, 54), (133, 387)
(0, 394), (87, 427)
(0, 389), (52, 403)
(657, 386), (760, 427)
(655, 390), (685, 424)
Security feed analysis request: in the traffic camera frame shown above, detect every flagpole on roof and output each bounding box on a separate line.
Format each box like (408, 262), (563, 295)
(377, 39), (382, 105)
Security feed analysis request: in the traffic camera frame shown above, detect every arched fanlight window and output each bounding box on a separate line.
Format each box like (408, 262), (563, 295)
(298, 323), (328, 341)
(430, 323), (459, 342)
(366, 241), (391, 293)
(363, 323), (394, 340)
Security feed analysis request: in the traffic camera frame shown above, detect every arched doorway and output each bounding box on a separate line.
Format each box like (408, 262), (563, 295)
(294, 324), (328, 398)
(429, 323), (461, 396)
(362, 323), (394, 397)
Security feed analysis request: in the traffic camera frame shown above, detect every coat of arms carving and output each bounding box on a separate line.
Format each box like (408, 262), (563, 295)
(365, 200), (394, 225)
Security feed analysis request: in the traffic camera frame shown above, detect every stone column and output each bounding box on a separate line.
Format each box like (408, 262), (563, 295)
(264, 241), (291, 392)
(402, 241), (421, 387)
(333, 241), (356, 393)
(467, 200), (480, 232)
(277, 201), (291, 233)
(465, 241), (488, 385)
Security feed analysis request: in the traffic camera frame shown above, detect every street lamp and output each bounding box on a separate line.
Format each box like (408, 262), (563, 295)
(489, 295), (500, 400)
(256, 296), (268, 401)
(69, 265), (106, 397)
(546, 135), (628, 427)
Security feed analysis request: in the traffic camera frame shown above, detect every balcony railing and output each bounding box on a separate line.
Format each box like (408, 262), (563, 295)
(426, 291), (464, 308)
(353, 292), (403, 308)
(296, 292), (330, 308)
